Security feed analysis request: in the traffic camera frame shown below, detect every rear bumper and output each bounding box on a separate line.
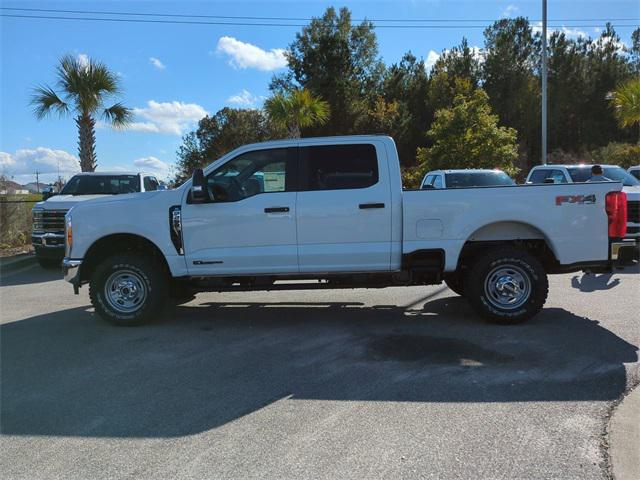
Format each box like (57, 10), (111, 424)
(62, 258), (82, 294)
(611, 239), (639, 264)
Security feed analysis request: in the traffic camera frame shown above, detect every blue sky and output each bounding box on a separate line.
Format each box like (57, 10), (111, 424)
(1, 0), (637, 183)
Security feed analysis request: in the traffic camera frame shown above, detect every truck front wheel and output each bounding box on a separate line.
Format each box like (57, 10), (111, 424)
(465, 248), (548, 324)
(89, 253), (168, 326)
(444, 274), (465, 296)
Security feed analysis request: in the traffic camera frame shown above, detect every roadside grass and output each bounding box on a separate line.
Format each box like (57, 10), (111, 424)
(0, 194), (41, 253)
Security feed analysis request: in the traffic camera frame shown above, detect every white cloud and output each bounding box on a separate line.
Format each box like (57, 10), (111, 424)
(77, 53), (89, 69)
(227, 89), (258, 107)
(426, 50), (440, 71)
(533, 23), (587, 40)
(149, 57), (166, 70)
(426, 45), (483, 72)
(128, 100), (208, 135)
(0, 147), (80, 183)
(561, 26), (587, 39)
(502, 4), (519, 17)
(216, 36), (287, 71)
(133, 156), (171, 178)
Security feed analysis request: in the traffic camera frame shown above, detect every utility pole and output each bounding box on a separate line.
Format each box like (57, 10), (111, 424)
(541, 0), (548, 165)
(35, 171), (40, 193)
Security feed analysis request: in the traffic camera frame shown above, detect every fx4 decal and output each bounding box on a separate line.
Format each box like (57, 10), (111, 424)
(555, 194), (596, 206)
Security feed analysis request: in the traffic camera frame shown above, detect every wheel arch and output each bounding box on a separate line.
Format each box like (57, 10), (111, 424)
(458, 221), (560, 270)
(80, 233), (170, 283)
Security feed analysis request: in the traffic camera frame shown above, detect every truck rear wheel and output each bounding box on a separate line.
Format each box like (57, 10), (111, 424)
(465, 247), (548, 324)
(89, 253), (168, 326)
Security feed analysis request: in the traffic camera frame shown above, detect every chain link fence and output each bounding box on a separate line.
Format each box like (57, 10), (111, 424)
(0, 195), (40, 250)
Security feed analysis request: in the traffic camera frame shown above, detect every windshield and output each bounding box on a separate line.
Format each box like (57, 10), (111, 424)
(445, 171), (515, 188)
(60, 175), (141, 195)
(567, 167), (640, 187)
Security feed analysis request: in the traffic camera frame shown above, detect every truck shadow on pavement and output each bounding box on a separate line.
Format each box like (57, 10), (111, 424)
(1, 296), (637, 438)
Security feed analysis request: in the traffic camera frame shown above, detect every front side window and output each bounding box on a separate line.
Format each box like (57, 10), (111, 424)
(432, 175), (444, 189)
(299, 144), (378, 191)
(205, 148), (292, 202)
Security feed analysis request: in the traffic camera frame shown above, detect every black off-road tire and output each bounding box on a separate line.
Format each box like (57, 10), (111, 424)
(464, 247), (548, 324)
(89, 253), (168, 326)
(444, 274), (465, 296)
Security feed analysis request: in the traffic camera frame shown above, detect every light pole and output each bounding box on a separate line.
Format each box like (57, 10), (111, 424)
(541, 0), (548, 164)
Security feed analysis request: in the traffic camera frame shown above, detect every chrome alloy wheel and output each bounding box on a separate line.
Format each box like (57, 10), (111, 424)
(104, 270), (148, 314)
(483, 264), (531, 310)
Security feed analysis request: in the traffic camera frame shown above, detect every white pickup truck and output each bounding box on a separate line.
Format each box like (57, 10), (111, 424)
(32, 172), (161, 267)
(62, 136), (631, 326)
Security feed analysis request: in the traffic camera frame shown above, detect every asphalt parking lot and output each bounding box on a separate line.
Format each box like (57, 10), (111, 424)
(1, 263), (638, 479)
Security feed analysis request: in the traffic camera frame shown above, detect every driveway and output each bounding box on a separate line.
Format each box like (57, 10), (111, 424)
(1, 264), (638, 479)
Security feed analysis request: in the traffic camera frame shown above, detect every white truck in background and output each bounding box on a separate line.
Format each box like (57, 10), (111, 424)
(31, 172), (161, 267)
(62, 136), (631, 326)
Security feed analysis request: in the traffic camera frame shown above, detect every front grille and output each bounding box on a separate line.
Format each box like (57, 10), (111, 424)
(628, 201), (640, 223)
(33, 209), (67, 232)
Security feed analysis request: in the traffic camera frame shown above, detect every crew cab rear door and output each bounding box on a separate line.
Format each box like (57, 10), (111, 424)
(296, 141), (392, 272)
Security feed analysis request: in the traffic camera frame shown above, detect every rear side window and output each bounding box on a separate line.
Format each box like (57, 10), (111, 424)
(528, 169), (551, 183)
(421, 175), (435, 188)
(528, 169), (566, 184)
(299, 144), (378, 191)
(143, 176), (159, 191)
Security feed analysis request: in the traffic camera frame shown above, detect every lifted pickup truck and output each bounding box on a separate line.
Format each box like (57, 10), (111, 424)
(63, 136), (630, 326)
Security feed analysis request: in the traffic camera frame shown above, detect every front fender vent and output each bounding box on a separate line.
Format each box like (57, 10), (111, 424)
(169, 205), (183, 255)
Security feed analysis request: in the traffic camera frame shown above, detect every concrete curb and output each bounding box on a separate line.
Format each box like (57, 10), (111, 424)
(0, 252), (36, 275)
(608, 385), (640, 480)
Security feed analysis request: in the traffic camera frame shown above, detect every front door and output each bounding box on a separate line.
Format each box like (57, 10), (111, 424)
(181, 147), (298, 275)
(296, 142), (392, 273)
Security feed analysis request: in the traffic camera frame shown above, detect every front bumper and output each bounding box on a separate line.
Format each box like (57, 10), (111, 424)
(62, 258), (82, 294)
(32, 233), (65, 258)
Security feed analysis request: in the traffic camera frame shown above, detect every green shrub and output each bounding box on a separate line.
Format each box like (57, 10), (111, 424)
(590, 143), (640, 169)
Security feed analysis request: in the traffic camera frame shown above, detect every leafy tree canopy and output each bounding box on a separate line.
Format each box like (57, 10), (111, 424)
(415, 88), (519, 182)
(174, 107), (276, 184)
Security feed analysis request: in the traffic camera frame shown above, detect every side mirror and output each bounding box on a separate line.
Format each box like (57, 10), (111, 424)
(191, 168), (207, 203)
(42, 188), (56, 200)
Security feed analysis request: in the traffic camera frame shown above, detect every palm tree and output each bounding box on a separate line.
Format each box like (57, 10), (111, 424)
(608, 78), (640, 143)
(31, 54), (131, 171)
(264, 89), (330, 138)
